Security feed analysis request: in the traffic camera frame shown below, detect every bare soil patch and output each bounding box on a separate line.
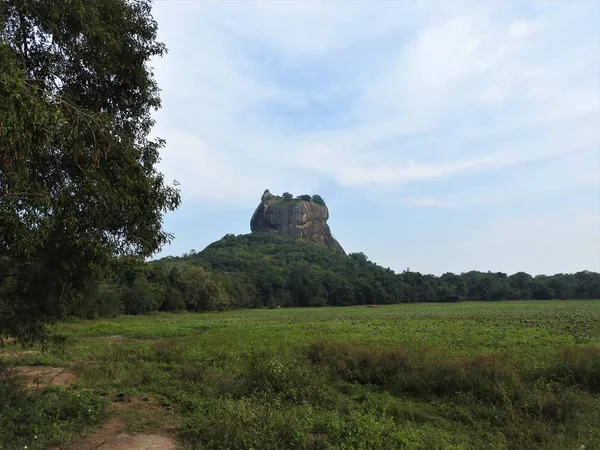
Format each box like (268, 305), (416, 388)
(10, 366), (77, 388)
(64, 418), (178, 450)
(0, 349), (40, 359)
(65, 394), (180, 450)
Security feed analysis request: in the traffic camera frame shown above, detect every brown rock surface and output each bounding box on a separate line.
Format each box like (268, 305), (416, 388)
(250, 190), (345, 254)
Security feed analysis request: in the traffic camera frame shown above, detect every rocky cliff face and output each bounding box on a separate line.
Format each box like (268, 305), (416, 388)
(250, 190), (345, 254)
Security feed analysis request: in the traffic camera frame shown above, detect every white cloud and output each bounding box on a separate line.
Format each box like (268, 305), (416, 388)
(509, 20), (536, 38)
(406, 17), (490, 89)
(152, 0), (599, 205)
(399, 147), (600, 209)
(291, 143), (503, 186)
(211, 1), (417, 57)
(157, 131), (254, 203)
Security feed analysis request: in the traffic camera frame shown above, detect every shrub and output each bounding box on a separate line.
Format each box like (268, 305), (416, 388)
(311, 194), (326, 206)
(233, 351), (324, 404)
(152, 339), (186, 364)
(542, 347), (600, 393)
(181, 396), (310, 450)
(308, 342), (520, 405)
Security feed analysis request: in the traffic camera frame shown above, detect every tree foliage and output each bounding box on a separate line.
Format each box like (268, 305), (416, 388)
(71, 233), (600, 317)
(0, 0), (180, 343)
(311, 195), (326, 206)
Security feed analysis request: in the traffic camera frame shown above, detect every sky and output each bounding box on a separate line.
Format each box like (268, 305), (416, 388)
(150, 0), (600, 276)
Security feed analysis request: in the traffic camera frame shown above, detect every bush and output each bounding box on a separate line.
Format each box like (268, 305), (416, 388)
(311, 194), (326, 206)
(309, 343), (520, 405)
(233, 351), (323, 404)
(181, 396), (310, 450)
(282, 192), (294, 201)
(542, 347), (600, 393)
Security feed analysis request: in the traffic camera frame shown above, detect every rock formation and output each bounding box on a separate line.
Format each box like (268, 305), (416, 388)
(250, 190), (345, 254)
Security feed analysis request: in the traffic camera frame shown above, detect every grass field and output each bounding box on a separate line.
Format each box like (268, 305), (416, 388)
(2, 300), (600, 449)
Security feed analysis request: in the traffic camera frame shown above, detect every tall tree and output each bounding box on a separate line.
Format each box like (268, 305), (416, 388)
(0, 0), (180, 343)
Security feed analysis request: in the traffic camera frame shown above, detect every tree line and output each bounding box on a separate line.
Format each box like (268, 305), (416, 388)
(75, 233), (600, 318)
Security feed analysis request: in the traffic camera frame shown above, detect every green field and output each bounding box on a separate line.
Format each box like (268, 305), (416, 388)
(2, 300), (600, 449)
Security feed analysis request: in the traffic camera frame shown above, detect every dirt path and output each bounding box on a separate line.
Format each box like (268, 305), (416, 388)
(0, 349), (40, 358)
(65, 394), (180, 450)
(10, 365), (77, 388)
(5, 364), (180, 450)
(64, 418), (179, 450)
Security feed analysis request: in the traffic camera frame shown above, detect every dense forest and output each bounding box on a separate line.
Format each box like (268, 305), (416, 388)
(76, 233), (600, 318)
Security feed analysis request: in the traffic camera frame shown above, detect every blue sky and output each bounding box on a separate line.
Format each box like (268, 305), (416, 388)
(150, 0), (600, 276)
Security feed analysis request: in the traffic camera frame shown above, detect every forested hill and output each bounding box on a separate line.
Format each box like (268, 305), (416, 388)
(76, 232), (600, 318)
(164, 232), (600, 306)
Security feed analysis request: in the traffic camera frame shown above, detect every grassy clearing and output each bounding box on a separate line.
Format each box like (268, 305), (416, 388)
(1, 300), (600, 449)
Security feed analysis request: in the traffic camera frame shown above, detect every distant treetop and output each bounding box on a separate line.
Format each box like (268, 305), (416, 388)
(311, 195), (326, 206)
(261, 191), (327, 207)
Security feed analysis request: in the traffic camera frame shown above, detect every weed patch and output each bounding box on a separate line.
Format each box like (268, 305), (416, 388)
(541, 346), (600, 393)
(0, 363), (105, 449)
(307, 341), (600, 448)
(308, 342), (522, 405)
(232, 350), (326, 403)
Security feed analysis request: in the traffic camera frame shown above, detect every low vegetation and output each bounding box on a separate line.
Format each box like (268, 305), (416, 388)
(0, 361), (105, 449)
(1, 301), (599, 449)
